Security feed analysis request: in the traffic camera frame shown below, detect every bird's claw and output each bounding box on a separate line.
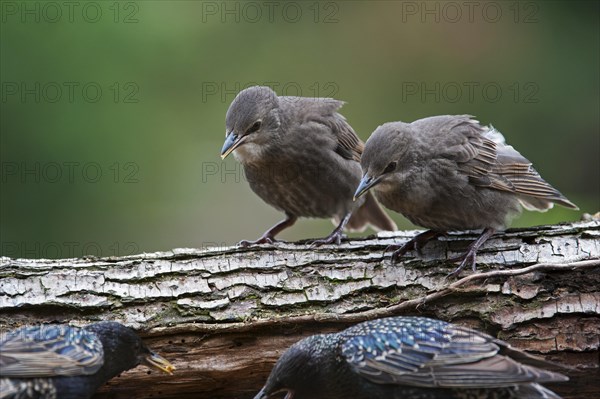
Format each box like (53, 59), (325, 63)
(385, 240), (417, 264)
(309, 232), (345, 248)
(388, 246), (409, 264)
(384, 243), (402, 254)
(446, 250), (477, 278)
(390, 248), (404, 264)
(384, 230), (444, 264)
(238, 236), (279, 247)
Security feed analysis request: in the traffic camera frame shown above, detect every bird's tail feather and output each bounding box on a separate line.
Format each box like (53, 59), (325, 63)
(346, 192), (397, 232)
(518, 194), (578, 212)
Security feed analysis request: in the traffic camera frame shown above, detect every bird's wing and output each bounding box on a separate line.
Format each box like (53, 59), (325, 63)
(341, 317), (564, 388)
(432, 116), (577, 210)
(282, 96), (363, 162)
(0, 325), (104, 377)
(328, 114), (364, 162)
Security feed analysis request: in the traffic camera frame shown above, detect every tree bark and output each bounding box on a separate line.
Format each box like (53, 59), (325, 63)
(1, 221), (599, 399)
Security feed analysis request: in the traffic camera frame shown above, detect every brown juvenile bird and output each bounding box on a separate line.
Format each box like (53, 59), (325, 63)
(221, 86), (396, 246)
(354, 115), (578, 275)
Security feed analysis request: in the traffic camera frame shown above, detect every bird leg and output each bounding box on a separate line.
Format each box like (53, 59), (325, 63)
(447, 227), (496, 277)
(386, 230), (443, 264)
(309, 213), (351, 247)
(238, 214), (298, 247)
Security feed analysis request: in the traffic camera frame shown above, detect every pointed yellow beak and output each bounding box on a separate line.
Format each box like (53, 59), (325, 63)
(143, 351), (175, 375)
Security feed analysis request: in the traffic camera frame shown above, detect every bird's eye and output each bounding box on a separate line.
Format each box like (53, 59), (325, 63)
(383, 161), (397, 174)
(247, 121), (262, 134)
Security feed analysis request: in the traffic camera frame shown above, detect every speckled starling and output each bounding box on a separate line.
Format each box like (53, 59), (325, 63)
(254, 316), (567, 399)
(354, 115), (578, 275)
(221, 86), (396, 247)
(0, 321), (174, 399)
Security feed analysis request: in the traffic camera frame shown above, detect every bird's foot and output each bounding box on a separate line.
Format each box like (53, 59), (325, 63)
(385, 230), (442, 264)
(445, 228), (495, 278)
(238, 235), (281, 247)
(446, 249), (478, 278)
(385, 242), (412, 264)
(309, 231), (346, 247)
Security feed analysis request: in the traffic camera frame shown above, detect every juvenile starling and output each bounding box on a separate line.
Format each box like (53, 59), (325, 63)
(254, 316), (568, 399)
(354, 115), (578, 275)
(0, 321), (174, 399)
(221, 86), (396, 246)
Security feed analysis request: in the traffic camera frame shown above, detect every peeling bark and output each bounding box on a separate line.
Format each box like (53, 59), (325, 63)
(1, 221), (599, 399)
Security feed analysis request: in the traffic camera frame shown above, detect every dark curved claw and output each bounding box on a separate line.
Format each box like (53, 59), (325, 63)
(309, 213), (351, 248)
(238, 236), (280, 247)
(445, 228), (495, 278)
(237, 214), (298, 248)
(309, 231), (346, 248)
(386, 243), (412, 264)
(385, 230), (443, 264)
(446, 250), (478, 278)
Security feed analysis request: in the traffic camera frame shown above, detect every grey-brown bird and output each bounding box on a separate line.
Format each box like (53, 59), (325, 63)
(354, 115), (578, 275)
(221, 86), (396, 246)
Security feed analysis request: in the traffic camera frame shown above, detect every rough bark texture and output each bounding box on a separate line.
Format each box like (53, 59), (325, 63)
(1, 221), (599, 399)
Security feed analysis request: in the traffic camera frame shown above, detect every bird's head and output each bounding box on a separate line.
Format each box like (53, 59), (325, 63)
(254, 334), (332, 399)
(85, 322), (175, 376)
(354, 122), (411, 200)
(221, 86), (282, 160)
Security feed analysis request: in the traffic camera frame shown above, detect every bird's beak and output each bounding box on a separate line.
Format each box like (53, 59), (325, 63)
(221, 131), (245, 159)
(354, 174), (380, 201)
(142, 350), (175, 375)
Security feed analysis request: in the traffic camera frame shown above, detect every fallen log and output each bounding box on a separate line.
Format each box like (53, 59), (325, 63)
(1, 220), (599, 398)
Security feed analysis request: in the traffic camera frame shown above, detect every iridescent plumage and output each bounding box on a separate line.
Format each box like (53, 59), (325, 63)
(0, 322), (174, 399)
(254, 316), (567, 399)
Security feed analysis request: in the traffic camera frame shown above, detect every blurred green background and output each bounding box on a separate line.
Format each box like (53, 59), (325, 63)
(1, 1), (598, 258)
